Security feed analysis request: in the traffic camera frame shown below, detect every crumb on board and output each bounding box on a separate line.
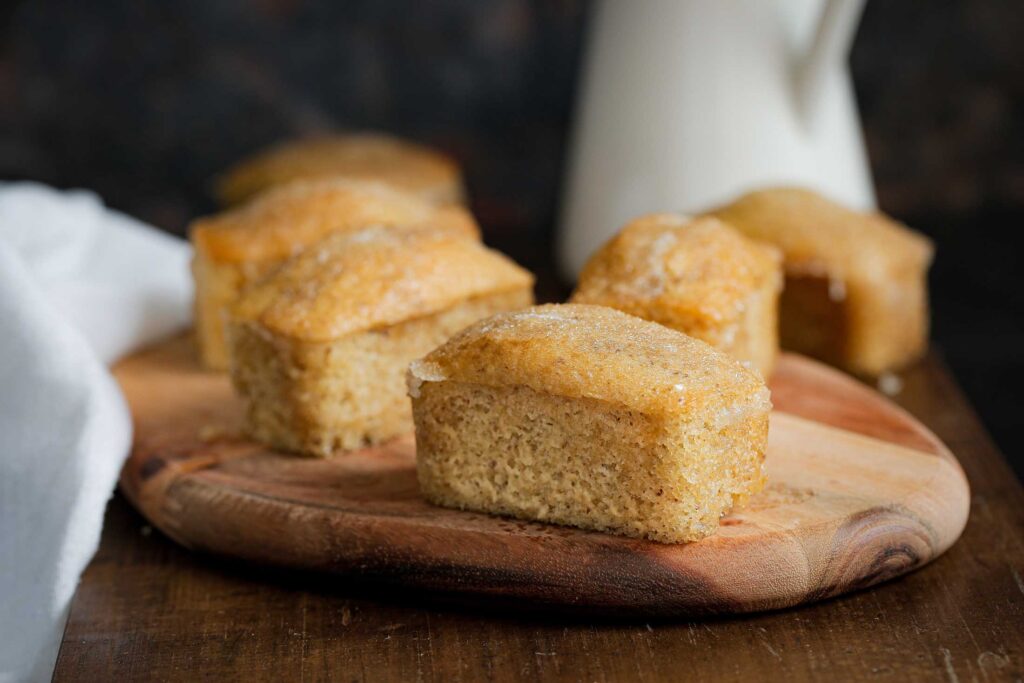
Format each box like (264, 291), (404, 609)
(877, 372), (904, 396)
(198, 424), (229, 442)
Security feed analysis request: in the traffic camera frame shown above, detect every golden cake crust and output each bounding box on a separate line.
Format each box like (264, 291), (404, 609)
(409, 303), (770, 420)
(215, 133), (464, 206)
(570, 214), (781, 375)
(705, 187), (933, 375)
(232, 226), (534, 343)
(705, 188), (933, 283)
(191, 178), (479, 264)
(573, 214), (780, 322)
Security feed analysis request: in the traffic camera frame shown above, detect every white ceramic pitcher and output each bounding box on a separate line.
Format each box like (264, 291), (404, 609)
(558, 0), (874, 279)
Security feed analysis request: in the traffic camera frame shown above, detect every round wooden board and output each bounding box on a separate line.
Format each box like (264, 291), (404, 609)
(117, 333), (969, 616)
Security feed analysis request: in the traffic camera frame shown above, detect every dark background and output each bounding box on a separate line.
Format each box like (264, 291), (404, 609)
(2, 0), (1021, 477)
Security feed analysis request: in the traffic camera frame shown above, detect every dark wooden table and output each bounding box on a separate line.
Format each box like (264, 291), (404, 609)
(53, 353), (1024, 682)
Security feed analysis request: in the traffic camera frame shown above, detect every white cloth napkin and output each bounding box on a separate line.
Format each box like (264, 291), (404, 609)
(0, 182), (191, 682)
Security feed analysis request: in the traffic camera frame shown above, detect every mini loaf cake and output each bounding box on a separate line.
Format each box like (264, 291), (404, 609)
(571, 214), (782, 377)
(214, 133), (465, 207)
(228, 226), (534, 457)
(409, 303), (770, 543)
(190, 178), (479, 369)
(706, 188), (933, 376)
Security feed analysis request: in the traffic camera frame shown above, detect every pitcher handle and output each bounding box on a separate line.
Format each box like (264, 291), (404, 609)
(797, 0), (867, 131)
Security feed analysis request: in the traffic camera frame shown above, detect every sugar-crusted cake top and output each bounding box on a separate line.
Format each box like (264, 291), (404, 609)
(409, 304), (770, 419)
(705, 188), (934, 282)
(231, 226), (534, 342)
(215, 133), (463, 206)
(191, 178), (478, 263)
(571, 214), (781, 330)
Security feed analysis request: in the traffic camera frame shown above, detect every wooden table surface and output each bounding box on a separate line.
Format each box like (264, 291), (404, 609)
(53, 352), (1024, 682)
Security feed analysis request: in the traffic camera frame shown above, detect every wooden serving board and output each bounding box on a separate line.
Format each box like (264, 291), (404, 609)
(117, 333), (969, 616)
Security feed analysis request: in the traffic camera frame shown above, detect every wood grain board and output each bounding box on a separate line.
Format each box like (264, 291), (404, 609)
(116, 333), (969, 616)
